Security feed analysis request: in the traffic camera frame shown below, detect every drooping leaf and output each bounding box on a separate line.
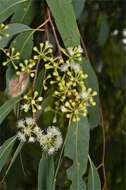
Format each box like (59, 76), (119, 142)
(0, 136), (17, 172)
(82, 58), (101, 129)
(88, 156), (101, 190)
(38, 153), (54, 190)
(46, 0), (80, 47)
(98, 15), (109, 46)
(0, 0), (28, 22)
(72, 0), (85, 19)
(11, 0), (36, 24)
(11, 31), (33, 60)
(4, 142), (24, 178)
(64, 117), (90, 190)
(35, 68), (45, 95)
(0, 97), (20, 125)
(0, 23), (31, 48)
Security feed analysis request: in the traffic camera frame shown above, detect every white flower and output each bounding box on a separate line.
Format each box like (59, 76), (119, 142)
(17, 131), (26, 142)
(39, 126), (63, 155)
(17, 117), (40, 143)
(70, 62), (81, 71)
(60, 63), (70, 72)
(77, 45), (83, 53)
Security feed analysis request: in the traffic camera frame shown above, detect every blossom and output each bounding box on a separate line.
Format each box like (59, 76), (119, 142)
(39, 126), (63, 155)
(17, 117), (41, 143)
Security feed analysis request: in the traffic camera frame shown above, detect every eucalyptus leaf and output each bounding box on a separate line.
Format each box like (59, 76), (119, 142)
(35, 69), (45, 95)
(72, 0), (85, 19)
(0, 136), (17, 172)
(98, 15), (109, 46)
(11, 31), (33, 60)
(0, 97), (20, 125)
(0, 0), (28, 22)
(4, 142), (24, 178)
(0, 23), (31, 48)
(64, 117), (90, 190)
(82, 58), (101, 129)
(46, 0), (80, 47)
(38, 153), (54, 190)
(11, 0), (36, 24)
(88, 156), (101, 190)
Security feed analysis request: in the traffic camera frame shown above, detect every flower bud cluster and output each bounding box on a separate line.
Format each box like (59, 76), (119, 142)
(17, 118), (62, 155)
(21, 91), (43, 113)
(33, 41), (53, 61)
(2, 47), (20, 70)
(43, 44), (97, 122)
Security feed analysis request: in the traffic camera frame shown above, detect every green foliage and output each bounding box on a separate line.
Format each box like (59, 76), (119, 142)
(38, 153), (54, 190)
(0, 136), (17, 172)
(88, 156), (101, 190)
(46, 0), (80, 47)
(64, 117), (89, 190)
(0, 97), (20, 125)
(0, 0), (124, 190)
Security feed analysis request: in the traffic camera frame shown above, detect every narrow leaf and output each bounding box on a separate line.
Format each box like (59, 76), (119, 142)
(11, 0), (36, 24)
(4, 142), (24, 178)
(0, 23), (31, 48)
(72, 0), (85, 19)
(64, 117), (90, 190)
(0, 136), (17, 172)
(38, 153), (54, 190)
(46, 0), (80, 47)
(82, 58), (101, 128)
(88, 156), (101, 190)
(0, 97), (20, 125)
(11, 31), (33, 60)
(0, 0), (28, 22)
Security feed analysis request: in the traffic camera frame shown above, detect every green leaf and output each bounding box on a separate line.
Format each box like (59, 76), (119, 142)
(98, 15), (109, 46)
(0, 0), (28, 22)
(0, 136), (17, 172)
(38, 153), (54, 190)
(82, 58), (101, 129)
(88, 156), (101, 190)
(64, 117), (90, 190)
(72, 0), (85, 19)
(4, 142), (24, 178)
(11, 31), (33, 60)
(11, 0), (36, 24)
(46, 0), (80, 47)
(0, 97), (20, 125)
(35, 69), (45, 95)
(0, 23), (31, 48)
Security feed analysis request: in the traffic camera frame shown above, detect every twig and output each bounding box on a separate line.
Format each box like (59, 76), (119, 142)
(47, 8), (62, 56)
(80, 32), (107, 190)
(100, 104), (107, 190)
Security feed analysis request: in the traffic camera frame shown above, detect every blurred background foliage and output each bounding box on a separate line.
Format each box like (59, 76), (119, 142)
(0, 0), (125, 189)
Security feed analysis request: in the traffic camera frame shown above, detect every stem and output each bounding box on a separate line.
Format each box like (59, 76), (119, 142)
(47, 9), (62, 57)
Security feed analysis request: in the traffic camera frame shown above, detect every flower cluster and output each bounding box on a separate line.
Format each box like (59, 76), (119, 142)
(16, 59), (36, 78)
(17, 118), (63, 155)
(39, 126), (63, 155)
(33, 41), (53, 61)
(43, 44), (97, 121)
(2, 47), (20, 70)
(21, 91), (43, 113)
(17, 117), (40, 142)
